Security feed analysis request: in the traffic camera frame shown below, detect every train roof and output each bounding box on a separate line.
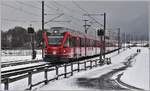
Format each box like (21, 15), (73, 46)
(47, 27), (100, 40)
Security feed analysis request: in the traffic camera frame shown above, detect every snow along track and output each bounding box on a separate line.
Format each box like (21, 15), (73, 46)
(1, 60), (44, 68)
(1, 48), (121, 68)
(76, 52), (144, 90)
(1, 62), (52, 79)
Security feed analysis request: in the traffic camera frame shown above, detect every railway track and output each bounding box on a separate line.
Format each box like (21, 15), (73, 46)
(1, 59), (44, 68)
(1, 48), (122, 80)
(1, 48), (126, 90)
(1, 62), (56, 83)
(1, 48), (121, 68)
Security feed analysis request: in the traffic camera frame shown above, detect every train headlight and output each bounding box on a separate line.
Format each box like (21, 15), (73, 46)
(63, 50), (66, 53)
(53, 51), (56, 55)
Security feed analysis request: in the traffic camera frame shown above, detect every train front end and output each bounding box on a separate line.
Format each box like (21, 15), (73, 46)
(42, 29), (71, 62)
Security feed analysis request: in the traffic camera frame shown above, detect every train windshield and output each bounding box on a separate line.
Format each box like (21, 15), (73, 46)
(48, 35), (64, 46)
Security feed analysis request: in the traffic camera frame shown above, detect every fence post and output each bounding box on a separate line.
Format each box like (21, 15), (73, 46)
(44, 68), (48, 84)
(78, 61), (80, 72)
(95, 60), (97, 67)
(64, 64), (67, 78)
(71, 62), (73, 76)
(28, 71), (32, 90)
(84, 61), (86, 70)
(55, 66), (58, 80)
(90, 60), (92, 69)
(4, 77), (9, 90)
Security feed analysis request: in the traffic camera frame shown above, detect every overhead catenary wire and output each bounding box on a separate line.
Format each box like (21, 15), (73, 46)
(45, 1), (83, 23)
(16, 1), (41, 10)
(2, 2), (41, 17)
(2, 18), (41, 23)
(42, 1), (84, 29)
(52, 0), (83, 15)
(72, 0), (104, 27)
(44, 13), (64, 24)
(44, 3), (59, 12)
(37, 1), (60, 14)
(41, 0), (82, 22)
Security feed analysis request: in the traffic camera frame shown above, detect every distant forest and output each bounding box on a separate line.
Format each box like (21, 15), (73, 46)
(1, 26), (42, 49)
(1, 26), (149, 49)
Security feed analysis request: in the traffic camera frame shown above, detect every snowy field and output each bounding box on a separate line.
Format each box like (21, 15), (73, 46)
(1, 47), (149, 90)
(38, 47), (149, 90)
(121, 47), (149, 90)
(1, 54), (42, 62)
(1, 50), (42, 62)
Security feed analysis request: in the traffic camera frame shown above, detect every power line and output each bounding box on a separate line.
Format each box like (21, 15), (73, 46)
(43, 1), (83, 23)
(37, 1), (60, 14)
(16, 1), (41, 10)
(44, 2), (83, 28)
(72, 0), (104, 27)
(44, 13), (64, 24)
(2, 2), (40, 17)
(38, 1), (84, 30)
(2, 18), (41, 23)
(52, 0), (83, 15)
(44, 3), (59, 12)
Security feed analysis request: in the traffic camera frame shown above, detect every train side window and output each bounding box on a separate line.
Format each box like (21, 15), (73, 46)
(87, 39), (90, 47)
(94, 40), (96, 47)
(81, 38), (84, 47)
(69, 36), (73, 47)
(79, 38), (81, 47)
(72, 37), (76, 47)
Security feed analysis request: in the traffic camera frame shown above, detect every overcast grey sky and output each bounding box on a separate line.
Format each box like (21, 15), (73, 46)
(1, 0), (149, 39)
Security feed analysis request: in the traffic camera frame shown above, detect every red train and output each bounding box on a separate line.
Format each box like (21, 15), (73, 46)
(42, 27), (118, 62)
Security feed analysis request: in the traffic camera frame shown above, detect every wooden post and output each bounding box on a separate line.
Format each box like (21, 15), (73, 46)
(118, 28), (120, 54)
(78, 61), (80, 72)
(84, 61), (86, 70)
(71, 62), (73, 76)
(55, 66), (58, 80)
(95, 60), (97, 67)
(44, 68), (48, 84)
(4, 78), (9, 90)
(28, 71), (32, 90)
(64, 64), (67, 78)
(90, 60), (92, 69)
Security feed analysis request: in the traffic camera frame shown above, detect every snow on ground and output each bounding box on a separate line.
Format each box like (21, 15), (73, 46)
(121, 47), (149, 90)
(1, 47), (149, 90)
(1, 62), (46, 72)
(38, 47), (148, 90)
(1, 54), (42, 62)
(1, 50), (42, 62)
(0, 48), (124, 90)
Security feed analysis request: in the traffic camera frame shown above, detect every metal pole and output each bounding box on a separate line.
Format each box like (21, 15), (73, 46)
(31, 34), (35, 59)
(84, 20), (88, 34)
(42, 1), (44, 58)
(100, 35), (102, 63)
(123, 32), (125, 50)
(103, 13), (106, 59)
(84, 20), (88, 56)
(118, 28), (120, 54)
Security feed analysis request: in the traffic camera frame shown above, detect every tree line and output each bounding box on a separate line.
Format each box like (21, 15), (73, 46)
(1, 26), (42, 49)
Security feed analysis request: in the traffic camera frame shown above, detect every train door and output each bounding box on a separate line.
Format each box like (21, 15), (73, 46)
(95, 40), (97, 55)
(76, 37), (80, 58)
(79, 37), (82, 57)
(85, 37), (87, 57)
(72, 37), (76, 58)
(72, 36), (78, 58)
